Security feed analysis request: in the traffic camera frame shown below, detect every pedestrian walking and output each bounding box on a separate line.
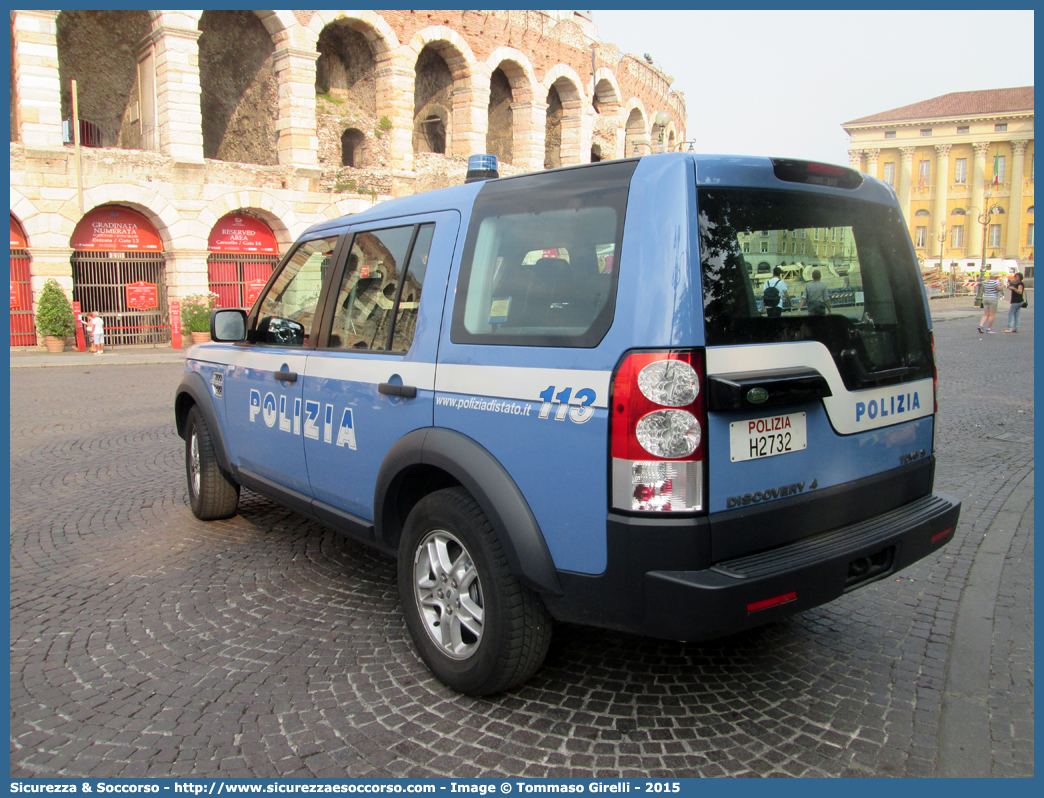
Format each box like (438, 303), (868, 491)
(1004, 272), (1026, 333)
(977, 273), (1003, 333)
(800, 269), (831, 315)
(761, 266), (789, 318)
(87, 312), (105, 354)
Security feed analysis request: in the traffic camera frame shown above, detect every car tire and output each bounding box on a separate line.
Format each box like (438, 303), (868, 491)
(398, 486), (553, 696)
(185, 405), (240, 521)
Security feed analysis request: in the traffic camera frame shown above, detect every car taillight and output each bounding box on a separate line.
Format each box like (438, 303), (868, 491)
(611, 349), (705, 512)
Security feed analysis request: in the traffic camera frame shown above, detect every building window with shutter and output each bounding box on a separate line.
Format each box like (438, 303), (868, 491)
(951, 226), (964, 248)
(915, 227), (927, 248)
(954, 158), (967, 184)
(918, 160), (930, 188)
(883, 162), (896, 185)
(988, 224), (1002, 247)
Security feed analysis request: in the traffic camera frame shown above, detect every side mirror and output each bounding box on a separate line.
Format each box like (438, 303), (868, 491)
(211, 309), (247, 342)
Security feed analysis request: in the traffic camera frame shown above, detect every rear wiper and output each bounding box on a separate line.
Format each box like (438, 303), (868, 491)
(841, 349), (919, 387)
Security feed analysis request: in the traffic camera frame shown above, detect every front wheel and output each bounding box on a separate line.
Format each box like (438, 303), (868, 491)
(185, 405), (240, 521)
(397, 487), (552, 696)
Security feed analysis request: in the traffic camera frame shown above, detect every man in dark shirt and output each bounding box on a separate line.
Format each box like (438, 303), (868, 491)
(800, 270), (831, 315)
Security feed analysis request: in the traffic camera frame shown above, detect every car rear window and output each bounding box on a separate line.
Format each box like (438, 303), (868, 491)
(698, 188), (933, 389)
(451, 161), (637, 348)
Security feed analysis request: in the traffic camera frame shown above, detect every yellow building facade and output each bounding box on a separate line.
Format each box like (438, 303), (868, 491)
(844, 87), (1034, 276)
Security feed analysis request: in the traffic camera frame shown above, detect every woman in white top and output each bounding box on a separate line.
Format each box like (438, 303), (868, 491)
(978, 273), (1003, 334)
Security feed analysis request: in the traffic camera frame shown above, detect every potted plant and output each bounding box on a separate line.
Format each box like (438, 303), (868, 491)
(35, 279), (76, 352)
(181, 293), (219, 344)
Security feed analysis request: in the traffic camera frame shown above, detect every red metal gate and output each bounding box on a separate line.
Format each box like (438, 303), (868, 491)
(10, 249), (35, 347)
(9, 215), (35, 347)
(207, 213), (279, 308)
(207, 253), (277, 309)
(71, 251), (170, 346)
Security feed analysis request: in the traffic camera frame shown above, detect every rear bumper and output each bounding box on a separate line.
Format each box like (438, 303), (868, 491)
(642, 492), (960, 640)
(546, 492), (960, 641)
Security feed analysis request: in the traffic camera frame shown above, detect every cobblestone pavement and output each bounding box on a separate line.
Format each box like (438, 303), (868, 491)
(10, 300), (1033, 778)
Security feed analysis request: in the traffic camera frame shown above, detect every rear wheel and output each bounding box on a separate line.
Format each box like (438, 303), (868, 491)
(185, 405), (240, 520)
(398, 487), (552, 696)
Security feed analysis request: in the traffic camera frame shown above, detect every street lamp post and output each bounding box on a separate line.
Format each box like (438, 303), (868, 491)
(936, 223), (951, 295)
(631, 139), (652, 157)
(651, 110), (672, 153)
(973, 189), (999, 303)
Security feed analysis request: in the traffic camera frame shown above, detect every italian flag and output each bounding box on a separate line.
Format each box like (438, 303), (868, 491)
(993, 154), (1000, 184)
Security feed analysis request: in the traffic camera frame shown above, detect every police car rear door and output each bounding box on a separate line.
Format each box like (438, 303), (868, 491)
(301, 212), (458, 534)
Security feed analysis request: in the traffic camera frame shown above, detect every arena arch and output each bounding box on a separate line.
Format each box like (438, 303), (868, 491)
(198, 195), (298, 250)
(197, 10), (278, 165)
(623, 102), (649, 157)
(542, 66), (585, 168)
(252, 10), (297, 42)
(408, 27), (478, 158)
(69, 203), (170, 345)
(486, 49), (538, 168)
(55, 10), (153, 150)
(81, 185), (181, 251)
(593, 71), (622, 110)
(308, 10), (399, 56)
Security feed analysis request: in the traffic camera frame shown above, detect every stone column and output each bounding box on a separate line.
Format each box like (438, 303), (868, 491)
(273, 45), (320, 168)
(11, 10), (64, 148)
(865, 148), (880, 179)
(165, 249), (212, 300)
(376, 55), (417, 182)
(970, 142), (990, 257)
(150, 14), (205, 162)
(510, 100), (546, 172)
(933, 144), (951, 260)
(848, 150), (864, 173)
(1006, 140), (1029, 258)
(558, 98), (586, 166)
(450, 80), (489, 159)
(898, 147), (916, 220)
(28, 247), (76, 308)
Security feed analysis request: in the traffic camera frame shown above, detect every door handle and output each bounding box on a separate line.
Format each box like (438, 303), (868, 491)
(274, 370), (298, 383)
(378, 382), (417, 398)
(707, 367), (830, 410)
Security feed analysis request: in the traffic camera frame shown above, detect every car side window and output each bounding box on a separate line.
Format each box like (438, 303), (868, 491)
(390, 223), (434, 352)
(254, 236), (337, 347)
(450, 160), (636, 348)
(328, 223), (435, 352)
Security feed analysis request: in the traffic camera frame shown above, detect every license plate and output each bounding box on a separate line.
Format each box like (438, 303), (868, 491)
(730, 412), (807, 462)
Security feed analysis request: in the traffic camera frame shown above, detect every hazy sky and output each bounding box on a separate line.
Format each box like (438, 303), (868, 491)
(593, 10), (1035, 166)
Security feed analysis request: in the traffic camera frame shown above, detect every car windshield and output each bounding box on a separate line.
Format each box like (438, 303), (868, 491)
(697, 187), (933, 390)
